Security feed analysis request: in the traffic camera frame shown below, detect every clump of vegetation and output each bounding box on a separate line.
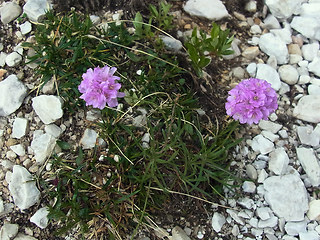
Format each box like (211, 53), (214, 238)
(28, 2), (239, 239)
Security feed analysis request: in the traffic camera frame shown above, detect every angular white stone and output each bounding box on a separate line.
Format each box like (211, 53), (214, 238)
(270, 28), (292, 44)
(211, 212), (226, 232)
(307, 200), (320, 221)
(293, 95), (320, 123)
(269, 147), (289, 175)
(183, 0), (229, 21)
(291, 16), (320, 41)
(251, 134), (274, 155)
(5, 52), (22, 67)
(300, 2), (320, 17)
(0, 197), (3, 213)
(258, 33), (289, 64)
(32, 95), (63, 124)
(246, 62), (257, 77)
(263, 173), (309, 221)
(297, 126), (319, 146)
(256, 207), (272, 220)
(278, 65), (299, 85)
(308, 85), (320, 95)
(258, 215), (278, 228)
(256, 64), (281, 91)
(299, 231), (320, 240)
(23, 0), (53, 22)
(226, 209), (245, 225)
(308, 57), (320, 77)
(0, 223), (18, 240)
(265, 0), (303, 19)
(8, 165), (40, 210)
(0, 52), (7, 67)
(10, 144), (26, 157)
(80, 129), (98, 149)
(30, 207), (49, 229)
(171, 226), (191, 240)
(12, 117), (28, 139)
(242, 181), (256, 193)
(263, 14), (281, 29)
(285, 221), (307, 236)
(301, 42), (319, 61)
(296, 147), (320, 186)
(45, 124), (62, 138)
(0, 2), (22, 25)
(19, 21), (32, 35)
(0, 75), (27, 116)
(31, 130), (57, 164)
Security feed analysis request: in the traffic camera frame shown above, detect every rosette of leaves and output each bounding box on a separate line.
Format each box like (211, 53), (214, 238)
(185, 22), (234, 77)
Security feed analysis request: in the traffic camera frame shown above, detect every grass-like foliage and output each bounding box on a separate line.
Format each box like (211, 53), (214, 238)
(28, 2), (240, 239)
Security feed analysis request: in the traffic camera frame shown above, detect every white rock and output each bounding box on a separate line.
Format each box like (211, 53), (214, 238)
(238, 197), (255, 209)
(0, 2), (22, 25)
(12, 117), (28, 139)
(80, 129), (98, 149)
(32, 95), (63, 124)
(263, 14), (281, 29)
(246, 63), (257, 77)
(290, 54), (303, 64)
(222, 39), (241, 60)
(211, 212), (226, 232)
(299, 75), (311, 84)
(265, 0), (303, 20)
(89, 15), (101, 25)
(0, 198), (3, 213)
(245, 0), (257, 12)
(297, 126), (319, 146)
(8, 165), (40, 210)
(278, 65), (299, 85)
(282, 236), (299, 240)
(0, 52), (7, 67)
(309, 57), (320, 77)
(270, 28), (292, 44)
(160, 36), (183, 51)
(251, 135), (274, 154)
(296, 147), (320, 186)
(258, 216), (278, 228)
(242, 181), (256, 193)
(308, 85), (320, 95)
(226, 209), (245, 225)
(300, 2), (320, 17)
(263, 173), (309, 221)
(30, 207), (49, 229)
(183, 0), (229, 21)
(171, 226), (191, 240)
(255, 64), (281, 91)
(45, 124), (62, 138)
(307, 200), (320, 221)
(0, 223), (19, 240)
(23, 0), (53, 22)
(0, 75), (27, 116)
(30, 130), (57, 164)
(10, 144), (26, 156)
(267, 55), (278, 69)
(258, 33), (289, 64)
(257, 169), (268, 183)
(246, 164), (258, 180)
(20, 21), (32, 35)
(299, 231), (320, 240)
(269, 147), (289, 175)
(5, 52), (22, 67)
(293, 95), (320, 123)
(256, 207), (272, 220)
(250, 25), (262, 34)
(261, 130), (279, 142)
(285, 221), (307, 236)
(301, 42), (319, 61)
(291, 16), (320, 41)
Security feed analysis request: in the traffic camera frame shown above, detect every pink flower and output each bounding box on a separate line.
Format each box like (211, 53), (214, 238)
(78, 65), (125, 109)
(225, 78), (278, 125)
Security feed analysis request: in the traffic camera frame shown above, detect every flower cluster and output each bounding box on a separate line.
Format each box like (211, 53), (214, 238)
(78, 65), (125, 109)
(225, 78), (278, 125)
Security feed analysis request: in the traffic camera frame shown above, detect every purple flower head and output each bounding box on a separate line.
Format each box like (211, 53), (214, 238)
(78, 65), (125, 109)
(225, 78), (278, 125)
